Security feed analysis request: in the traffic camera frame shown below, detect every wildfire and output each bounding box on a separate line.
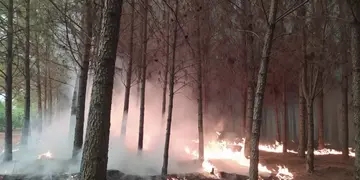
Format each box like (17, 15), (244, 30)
(185, 131), (357, 180)
(257, 140), (355, 157)
(184, 139), (293, 180)
(38, 151), (53, 159)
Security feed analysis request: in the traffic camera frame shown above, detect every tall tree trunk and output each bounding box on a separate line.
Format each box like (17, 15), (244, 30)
(339, 0), (349, 159)
(161, 0), (178, 175)
(138, 0), (149, 152)
(161, 0), (170, 124)
(79, 0), (123, 178)
(69, 78), (79, 140)
(341, 55), (349, 159)
(242, 89), (247, 136)
(4, 0), (14, 162)
(317, 88), (325, 149)
(248, 0), (278, 179)
(36, 39), (42, 133)
(301, 33), (316, 173)
(21, 0), (31, 145)
(196, 1), (204, 161)
(350, 0), (360, 178)
(298, 78), (306, 158)
(44, 68), (48, 124)
(282, 77), (288, 153)
(72, 0), (94, 158)
(48, 73), (53, 123)
(120, 0), (135, 137)
(243, 0), (255, 158)
(203, 80), (209, 119)
(274, 88), (281, 143)
(306, 100), (315, 173)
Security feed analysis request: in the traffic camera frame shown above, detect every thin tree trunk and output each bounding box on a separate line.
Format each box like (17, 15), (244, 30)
(282, 77), (288, 153)
(341, 57), (349, 159)
(317, 87), (325, 149)
(79, 0), (123, 178)
(44, 68), (48, 124)
(350, 0), (360, 178)
(242, 89), (247, 136)
(120, 0), (135, 137)
(298, 78), (306, 158)
(338, 0), (349, 160)
(21, 0), (31, 145)
(248, 0), (278, 179)
(69, 78), (79, 140)
(196, 2), (204, 161)
(244, 83), (254, 157)
(49, 73), (53, 123)
(203, 80), (209, 119)
(161, 0), (170, 124)
(36, 39), (42, 133)
(4, 0), (14, 162)
(72, 0), (94, 158)
(161, 0), (178, 175)
(138, 0), (149, 152)
(243, 0), (255, 157)
(306, 100), (315, 173)
(274, 89), (281, 143)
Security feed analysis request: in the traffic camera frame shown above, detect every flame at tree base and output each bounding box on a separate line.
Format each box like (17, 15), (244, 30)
(185, 139), (293, 180)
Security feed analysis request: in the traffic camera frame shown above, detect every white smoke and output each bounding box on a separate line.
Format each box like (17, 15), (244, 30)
(0, 58), (204, 176)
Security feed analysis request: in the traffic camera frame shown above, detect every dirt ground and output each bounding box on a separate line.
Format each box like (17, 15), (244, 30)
(259, 151), (354, 180)
(0, 130), (22, 150)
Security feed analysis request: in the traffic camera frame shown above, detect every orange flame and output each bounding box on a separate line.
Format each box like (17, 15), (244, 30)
(184, 138), (293, 179)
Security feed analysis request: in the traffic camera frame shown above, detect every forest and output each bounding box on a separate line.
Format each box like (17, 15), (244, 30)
(0, 0), (359, 179)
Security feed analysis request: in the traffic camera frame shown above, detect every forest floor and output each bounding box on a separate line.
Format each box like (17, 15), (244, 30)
(0, 130), (22, 150)
(260, 151), (354, 180)
(0, 132), (353, 179)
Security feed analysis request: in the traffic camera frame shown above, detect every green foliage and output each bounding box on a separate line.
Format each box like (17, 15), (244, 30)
(0, 99), (31, 132)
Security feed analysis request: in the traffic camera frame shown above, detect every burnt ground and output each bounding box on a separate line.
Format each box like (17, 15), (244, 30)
(259, 151), (354, 180)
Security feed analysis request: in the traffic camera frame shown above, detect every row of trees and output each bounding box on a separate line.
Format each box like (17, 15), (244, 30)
(0, 0), (83, 159)
(2, 0), (360, 179)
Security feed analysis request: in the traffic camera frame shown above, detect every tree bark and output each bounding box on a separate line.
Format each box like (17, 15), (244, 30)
(317, 88), (325, 150)
(274, 88), (281, 143)
(79, 0), (123, 178)
(161, 0), (170, 124)
(196, 1), (204, 161)
(21, 0), (31, 146)
(4, 0), (14, 162)
(69, 78), (79, 141)
(161, 0), (178, 175)
(48, 72), (53, 123)
(44, 68), (48, 124)
(138, 0), (149, 152)
(298, 78), (306, 158)
(339, 0), (349, 159)
(73, 0), (94, 158)
(243, 0), (255, 158)
(306, 100), (315, 173)
(282, 77), (287, 153)
(36, 37), (42, 133)
(120, 0), (135, 137)
(350, 0), (360, 178)
(242, 89), (247, 136)
(248, 0), (278, 179)
(341, 55), (349, 159)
